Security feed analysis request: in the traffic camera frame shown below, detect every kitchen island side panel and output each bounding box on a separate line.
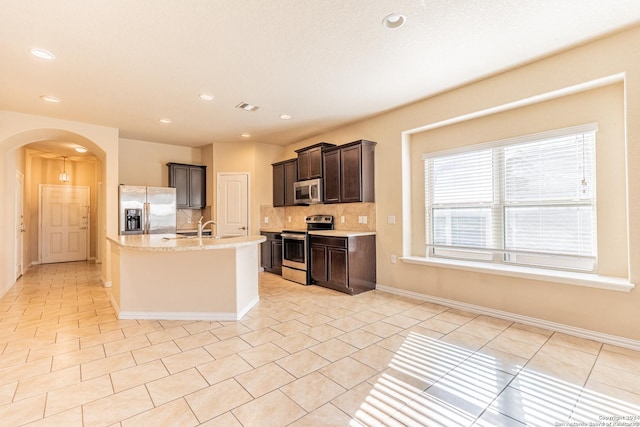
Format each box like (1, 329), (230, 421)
(235, 244), (260, 315)
(115, 248), (240, 318)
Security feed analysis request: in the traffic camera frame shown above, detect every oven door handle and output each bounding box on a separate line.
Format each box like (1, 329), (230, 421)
(281, 233), (306, 240)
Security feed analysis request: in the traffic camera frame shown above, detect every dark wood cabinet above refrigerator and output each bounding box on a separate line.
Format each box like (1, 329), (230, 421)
(167, 163), (206, 209)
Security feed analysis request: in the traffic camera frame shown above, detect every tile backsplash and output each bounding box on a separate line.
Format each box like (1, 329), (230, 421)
(176, 208), (203, 230)
(260, 203), (375, 231)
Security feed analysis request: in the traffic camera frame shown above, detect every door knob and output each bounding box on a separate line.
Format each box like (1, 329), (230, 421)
(239, 226), (247, 230)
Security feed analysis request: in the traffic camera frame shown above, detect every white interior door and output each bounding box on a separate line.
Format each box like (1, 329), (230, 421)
(41, 185), (90, 264)
(217, 173), (249, 237)
(15, 171), (24, 279)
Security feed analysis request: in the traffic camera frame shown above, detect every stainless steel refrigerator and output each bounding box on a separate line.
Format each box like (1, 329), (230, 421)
(118, 185), (177, 235)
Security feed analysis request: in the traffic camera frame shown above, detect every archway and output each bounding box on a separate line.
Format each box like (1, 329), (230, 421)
(0, 112), (119, 295)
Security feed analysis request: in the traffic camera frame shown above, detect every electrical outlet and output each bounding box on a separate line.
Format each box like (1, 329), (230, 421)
(358, 216), (362, 224)
(391, 254), (397, 264)
(362, 216), (367, 224)
(288, 216), (292, 222)
(341, 216), (345, 223)
(264, 216), (269, 224)
(388, 215), (396, 225)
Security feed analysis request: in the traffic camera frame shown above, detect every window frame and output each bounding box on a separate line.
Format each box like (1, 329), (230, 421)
(423, 123), (598, 273)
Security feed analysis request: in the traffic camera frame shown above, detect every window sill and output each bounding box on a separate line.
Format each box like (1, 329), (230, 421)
(400, 256), (634, 292)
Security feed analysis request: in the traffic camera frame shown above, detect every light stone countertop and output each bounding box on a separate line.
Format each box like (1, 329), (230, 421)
(259, 229), (376, 237)
(308, 230), (376, 237)
(107, 234), (266, 252)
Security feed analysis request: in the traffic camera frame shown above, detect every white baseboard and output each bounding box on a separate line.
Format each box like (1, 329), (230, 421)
(108, 293), (120, 316)
(101, 275), (112, 288)
(0, 281), (14, 300)
(237, 296), (260, 319)
(376, 283), (640, 352)
(117, 311), (242, 321)
(109, 295), (260, 322)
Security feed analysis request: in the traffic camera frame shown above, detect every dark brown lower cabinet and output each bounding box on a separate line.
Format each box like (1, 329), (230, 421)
(260, 232), (282, 275)
(310, 234), (376, 295)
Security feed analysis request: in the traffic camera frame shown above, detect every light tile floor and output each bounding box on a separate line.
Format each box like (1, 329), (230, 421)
(1, 262), (640, 426)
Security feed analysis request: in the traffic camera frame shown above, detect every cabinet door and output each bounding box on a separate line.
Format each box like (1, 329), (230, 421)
(323, 150), (341, 203)
(307, 147), (322, 179)
(170, 165), (190, 208)
(297, 151), (310, 181)
(310, 244), (328, 283)
(272, 163), (285, 207)
(260, 238), (272, 270)
(284, 160), (298, 206)
(189, 167), (206, 208)
(340, 144), (362, 203)
(271, 240), (283, 272)
(327, 247), (348, 289)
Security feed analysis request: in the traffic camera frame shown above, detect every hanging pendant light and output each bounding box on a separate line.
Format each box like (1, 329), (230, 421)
(59, 156), (70, 183)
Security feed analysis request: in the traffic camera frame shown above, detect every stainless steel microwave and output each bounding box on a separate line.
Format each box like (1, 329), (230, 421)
(294, 178), (322, 205)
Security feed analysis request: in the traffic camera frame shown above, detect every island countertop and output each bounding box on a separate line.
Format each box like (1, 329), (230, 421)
(107, 234), (266, 252)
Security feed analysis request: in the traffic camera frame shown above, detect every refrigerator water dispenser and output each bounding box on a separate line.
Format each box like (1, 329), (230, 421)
(125, 208), (142, 233)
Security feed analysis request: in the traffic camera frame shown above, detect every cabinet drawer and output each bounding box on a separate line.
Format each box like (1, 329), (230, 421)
(310, 236), (347, 248)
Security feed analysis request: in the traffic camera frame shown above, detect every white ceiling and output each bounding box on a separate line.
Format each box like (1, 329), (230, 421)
(1, 1), (639, 150)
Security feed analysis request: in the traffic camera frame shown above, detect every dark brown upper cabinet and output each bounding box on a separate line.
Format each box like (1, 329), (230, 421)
(272, 158), (297, 207)
(167, 163), (206, 209)
(322, 139), (376, 204)
(295, 142), (336, 180)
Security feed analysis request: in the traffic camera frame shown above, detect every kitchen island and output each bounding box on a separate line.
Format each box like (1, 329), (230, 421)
(107, 234), (266, 321)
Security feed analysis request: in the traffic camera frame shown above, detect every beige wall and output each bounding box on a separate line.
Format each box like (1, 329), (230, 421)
(283, 26), (640, 341)
(118, 138), (203, 187)
(410, 83), (627, 278)
(204, 142), (285, 235)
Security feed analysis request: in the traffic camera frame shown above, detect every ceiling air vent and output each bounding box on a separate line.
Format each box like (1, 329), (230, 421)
(235, 102), (260, 112)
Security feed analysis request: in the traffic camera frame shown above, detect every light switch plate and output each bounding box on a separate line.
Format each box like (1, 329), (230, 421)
(264, 217), (269, 224)
(341, 216), (345, 223)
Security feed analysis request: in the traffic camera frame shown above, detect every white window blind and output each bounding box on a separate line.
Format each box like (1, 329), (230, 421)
(423, 124), (597, 272)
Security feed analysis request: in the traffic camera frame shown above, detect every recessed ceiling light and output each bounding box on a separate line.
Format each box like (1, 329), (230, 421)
(382, 13), (406, 29)
(199, 93), (214, 101)
(159, 118), (172, 124)
(241, 133), (251, 138)
(40, 95), (61, 103)
(235, 102), (260, 112)
(280, 114), (292, 120)
(30, 48), (55, 60)
(75, 146), (88, 153)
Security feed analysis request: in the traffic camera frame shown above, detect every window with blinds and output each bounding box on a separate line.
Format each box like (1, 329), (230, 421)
(423, 124), (597, 272)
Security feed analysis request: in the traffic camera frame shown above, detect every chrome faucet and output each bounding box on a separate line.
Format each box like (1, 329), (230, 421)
(197, 217), (216, 238)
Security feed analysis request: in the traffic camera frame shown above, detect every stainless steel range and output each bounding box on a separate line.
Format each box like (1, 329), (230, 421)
(281, 215), (334, 285)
